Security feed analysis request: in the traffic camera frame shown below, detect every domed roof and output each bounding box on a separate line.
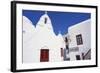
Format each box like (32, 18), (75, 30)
(57, 31), (64, 42)
(58, 31), (62, 37)
(36, 12), (53, 30)
(23, 16), (35, 33)
(23, 16), (36, 43)
(57, 31), (66, 48)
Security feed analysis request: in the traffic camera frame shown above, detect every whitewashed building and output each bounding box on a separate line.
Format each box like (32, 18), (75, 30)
(23, 12), (66, 63)
(22, 11), (91, 62)
(67, 19), (91, 61)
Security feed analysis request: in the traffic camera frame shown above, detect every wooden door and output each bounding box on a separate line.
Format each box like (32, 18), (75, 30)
(40, 49), (49, 62)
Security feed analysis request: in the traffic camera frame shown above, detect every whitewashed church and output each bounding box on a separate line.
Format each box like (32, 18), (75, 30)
(23, 12), (66, 63)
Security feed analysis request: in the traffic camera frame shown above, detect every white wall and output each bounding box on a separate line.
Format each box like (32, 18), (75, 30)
(68, 19), (91, 59)
(0, 0), (100, 73)
(68, 19), (91, 48)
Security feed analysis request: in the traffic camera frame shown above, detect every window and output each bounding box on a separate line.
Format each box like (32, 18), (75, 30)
(76, 55), (81, 60)
(76, 34), (83, 45)
(61, 48), (63, 57)
(44, 17), (47, 24)
(65, 37), (68, 43)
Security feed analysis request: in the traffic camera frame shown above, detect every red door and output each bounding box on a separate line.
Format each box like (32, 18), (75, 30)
(40, 49), (49, 62)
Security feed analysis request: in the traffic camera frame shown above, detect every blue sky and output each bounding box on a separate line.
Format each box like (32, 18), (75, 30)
(23, 10), (91, 35)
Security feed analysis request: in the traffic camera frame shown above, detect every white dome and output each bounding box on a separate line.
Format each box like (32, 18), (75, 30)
(57, 31), (63, 38)
(37, 14), (51, 25)
(23, 16), (36, 43)
(23, 16), (35, 33)
(36, 13), (53, 31)
(57, 31), (66, 48)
